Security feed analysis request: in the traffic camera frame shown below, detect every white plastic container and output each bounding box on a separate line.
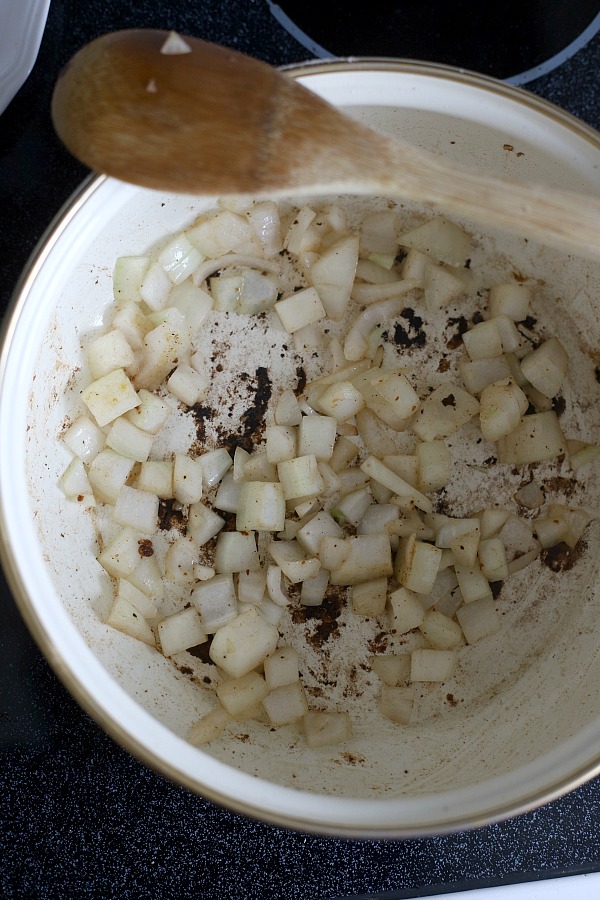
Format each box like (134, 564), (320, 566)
(2, 59), (600, 837)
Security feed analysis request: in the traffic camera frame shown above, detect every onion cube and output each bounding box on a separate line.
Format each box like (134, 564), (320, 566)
(300, 568), (330, 606)
(412, 385), (480, 441)
(535, 503), (590, 550)
(62, 414), (106, 463)
(117, 578), (159, 620)
(550, 504), (590, 549)
(314, 381), (365, 422)
(410, 648), (457, 682)
(330, 534), (393, 585)
(126, 388), (171, 433)
(264, 646), (300, 689)
(419, 609), (463, 649)
(514, 479), (545, 509)
(459, 355), (512, 396)
(262, 682), (308, 725)
(520, 337), (568, 400)
(274, 388), (303, 426)
(454, 563), (493, 603)
(568, 441), (600, 473)
(398, 215), (471, 267)
(462, 319), (503, 360)
(187, 208), (254, 257)
(369, 654), (411, 686)
(134, 321), (191, 392)
(247, 200), (283, 257)
(214, 531), (260, 573)
(236, 481), (286, 532)
(333, 488), (372, 528)
(268, 539), (320, 583)
(356, 407), (397, 457)
(106, 595), (155, 647)
(139, 259), (173, 310)
(478, 537), (509, 581)
(277, 454), (324, 500)
(98, 527), (143, 578)
(533, 514), (568, 549)
(167, 363), (210, 406)
(217, 671), (269, 718)
(488, 283), (531, 321)
(360, 209), (399, 256)
(498, 514), (538, 560)
(209, 274), (243, 312)
(187, 706), (232, 746)
(164, 536), (197, 585)
(395, 534), (441, 595)
(188, 501), (225, 545)
(232, 446), (251, 482)
(237, 569), (267, 605)
(303, 710), (353, 748)
(158, 607), (207, 657)
(456, 596), (501, 644)
(113, 485), (159, 534)
(199, 448), (232, 487)
(82, 368), (140, 427)
(318, 536), (350, 572)
(113, 255), (149, 304)
(138, 459), (173, 499)
(387, 586), (425, 634)
(214, 472), (241, 513)
(209, 607), (279, 677)
(400, 248), (429, 282)
(496, 411), (567, 464)
(237, 269), (279, 315)
(173, 453), (203, 504)
(479, 508), (511, 540)
(423, 263), (467, 312)
(356, 370), (420, 432)
(449, 528), (481, 569)
(479, 377), (529, 442)
(416, 440), (452, 491)
(158, 233), (204, 284)
(379, 685), (414, 725)
(284, 205), (317, 253)
(88, 329), (136, 381)
(171, 282), (213, 333)
(192, 574), (238, 633)
(265, 425), (297, 464)
(106, 416), (154, 462)
(59, 457), (95, 507)
(298, 414), (337, 460)
(351, 577), (388, 616)
(243, 451), (278, 483)
(275, 287), (326, 334)
(112, 301), (147, 351)
(357, 503), (399, 536)
(128, 554), (164, 601)
(309, 234), (359, 320)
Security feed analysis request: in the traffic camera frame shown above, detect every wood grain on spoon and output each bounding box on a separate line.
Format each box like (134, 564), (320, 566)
(52, 29), (600, 259)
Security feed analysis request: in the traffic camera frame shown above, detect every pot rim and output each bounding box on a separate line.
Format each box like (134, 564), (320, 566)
(2, 56), (600, 838)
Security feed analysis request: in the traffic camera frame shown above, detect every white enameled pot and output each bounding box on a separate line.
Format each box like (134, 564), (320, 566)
(2, 59), (600, 838)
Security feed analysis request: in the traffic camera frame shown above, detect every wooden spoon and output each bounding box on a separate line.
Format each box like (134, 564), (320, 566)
(52, 29), (600, 259)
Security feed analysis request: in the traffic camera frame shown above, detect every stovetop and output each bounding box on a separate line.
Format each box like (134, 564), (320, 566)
(1, 1), (600, 897)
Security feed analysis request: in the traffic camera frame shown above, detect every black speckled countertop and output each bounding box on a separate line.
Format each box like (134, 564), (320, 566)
(2, 2), (600, 897)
